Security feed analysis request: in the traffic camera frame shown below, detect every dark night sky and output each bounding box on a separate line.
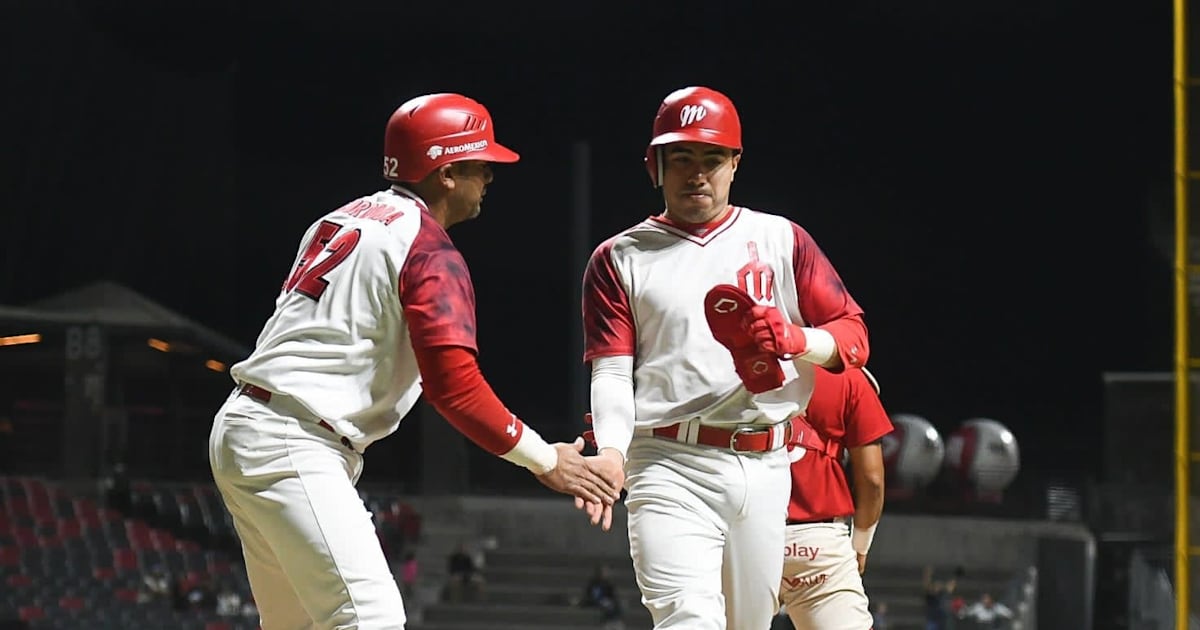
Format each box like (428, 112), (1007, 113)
(0, 1), (1175, 476)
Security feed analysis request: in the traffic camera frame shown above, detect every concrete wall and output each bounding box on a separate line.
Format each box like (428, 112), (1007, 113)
(407, 495), (1094, 572)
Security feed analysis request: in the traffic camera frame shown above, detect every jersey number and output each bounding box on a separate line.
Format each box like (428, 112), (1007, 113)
(283, 220), (362, 300)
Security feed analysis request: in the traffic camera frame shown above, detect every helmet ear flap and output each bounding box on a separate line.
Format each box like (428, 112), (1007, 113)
(656, 148), (664, 188)
(644, 146), (663, 188)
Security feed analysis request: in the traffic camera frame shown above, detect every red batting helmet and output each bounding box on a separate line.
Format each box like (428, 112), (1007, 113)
(645, 86), (743, 186)
(382, 93), (520, 183)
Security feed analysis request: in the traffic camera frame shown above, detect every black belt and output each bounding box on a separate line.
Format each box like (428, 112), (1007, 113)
(237, 383), (356, 453)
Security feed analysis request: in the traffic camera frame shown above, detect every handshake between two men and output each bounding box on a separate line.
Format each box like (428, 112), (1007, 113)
(544, 288), (813, 533)
(533, 437), (627, 532)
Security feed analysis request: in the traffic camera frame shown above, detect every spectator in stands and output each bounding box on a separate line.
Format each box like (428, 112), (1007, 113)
(580, 563), (623, 627)
(401, 550), (420, 601)
(872, 601), (889, 630)
(215, 581), (243, 618)
(141, 564), (172, 604)
(923, 565), (957, 630)
(184, 575), (218, 611)
(400, 549), (422, 622)
(958, 592), (1013, 628)
(239, 595), (259, 619)
(101, 462), (132, 514)
(444, 542), (485, 602)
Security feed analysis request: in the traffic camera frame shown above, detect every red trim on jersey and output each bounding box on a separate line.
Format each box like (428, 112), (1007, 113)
(787, 368), (894, 522)
(647, 206), (741, 246)
(791, 222), (869, 371)
(414, 345), (523, 455)
(582, 237), (636, 362)
(399, 211), (479, 352)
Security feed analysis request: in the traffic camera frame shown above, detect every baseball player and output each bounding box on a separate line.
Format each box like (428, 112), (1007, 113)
(579, 86), (870, 630)
(208, 93), (622, 630)
(778, 366), (892, 629)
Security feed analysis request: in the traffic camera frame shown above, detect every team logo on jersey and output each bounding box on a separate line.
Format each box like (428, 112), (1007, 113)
(428, 140), (490, 160)
(679, 104), (708, 127)
(737, 242), (775, 302)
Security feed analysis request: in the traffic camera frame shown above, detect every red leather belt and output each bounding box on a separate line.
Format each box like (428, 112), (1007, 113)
(651, 418), (794, 453)
(237, 383), (355, 452)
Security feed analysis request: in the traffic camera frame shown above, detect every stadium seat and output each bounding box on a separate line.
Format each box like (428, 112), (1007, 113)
(6, 573), (32, 587)
(18, 605), (45, 621)
(58, 595), (85, 610)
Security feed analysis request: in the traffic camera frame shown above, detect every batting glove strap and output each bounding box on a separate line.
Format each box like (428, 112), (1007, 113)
(851, 523), (877, 555)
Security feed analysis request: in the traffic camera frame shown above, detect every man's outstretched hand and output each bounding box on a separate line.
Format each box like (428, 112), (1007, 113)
(572, 447), (626, 531)
(536, 438), (623, 506)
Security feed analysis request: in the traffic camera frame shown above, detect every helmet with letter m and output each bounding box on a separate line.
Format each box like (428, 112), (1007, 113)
(383, 93), (520, 184)
(644, 86), (743, 187)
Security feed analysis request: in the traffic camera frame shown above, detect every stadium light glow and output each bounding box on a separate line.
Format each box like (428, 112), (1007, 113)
(0, 333), (41, 346)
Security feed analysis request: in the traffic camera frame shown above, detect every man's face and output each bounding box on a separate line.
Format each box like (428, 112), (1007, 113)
(448, 160), (494, 222)
(660, 141), (740, 223)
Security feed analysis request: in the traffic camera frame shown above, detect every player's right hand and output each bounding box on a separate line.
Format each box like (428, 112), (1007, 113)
(535, 438), (622, 506)
(573, 448), (625, 531)
(746, 305), (808, 359)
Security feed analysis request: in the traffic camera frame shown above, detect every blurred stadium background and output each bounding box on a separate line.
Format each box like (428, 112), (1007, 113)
(2, 0), (1196, 629)
(0, 279), (1179, 630)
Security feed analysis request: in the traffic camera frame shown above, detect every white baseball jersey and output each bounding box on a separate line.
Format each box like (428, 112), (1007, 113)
(583, 206), (864, 428)
(231, 186), (477, 450)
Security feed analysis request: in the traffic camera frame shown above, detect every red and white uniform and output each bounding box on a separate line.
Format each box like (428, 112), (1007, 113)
(779, 367), (893, 630)
(584, 206), (868, 630)
(211, 187), (549, 629)
(231, 187), (451, 449)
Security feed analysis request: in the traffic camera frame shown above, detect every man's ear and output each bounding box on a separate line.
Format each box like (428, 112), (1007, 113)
(436, 163), (456, 190)
(731, 152), (741, 180)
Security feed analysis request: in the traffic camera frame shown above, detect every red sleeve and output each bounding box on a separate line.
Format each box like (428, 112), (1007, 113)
(791, 222), (869, 370)
(414, 345), (524, 455)
(582, 237), (635, 362)
(842, 369), (894, 448)
(398, 212), (479, 353)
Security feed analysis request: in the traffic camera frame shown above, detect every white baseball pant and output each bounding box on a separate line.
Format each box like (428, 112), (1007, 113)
(778, 521), (872, 630)
(209, 389), (406, 630)
(624, 436), (791, 630)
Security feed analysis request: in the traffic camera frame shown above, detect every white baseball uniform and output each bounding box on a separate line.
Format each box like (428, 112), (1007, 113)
(583, 206), (869, 630)
(210, 186), (552, 629)
(779, 367), (893, 630)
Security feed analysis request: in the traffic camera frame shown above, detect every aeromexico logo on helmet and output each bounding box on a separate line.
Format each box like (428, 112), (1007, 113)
(426, 140), (489, 160)
(679, 104), (708, 127)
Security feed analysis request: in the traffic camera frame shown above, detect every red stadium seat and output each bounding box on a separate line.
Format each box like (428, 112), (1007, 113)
(58, 596), (85, 610)
(113, 548), (138, 571)
(18, 606), (44, 621)
(6, 573), (32, 587)
(92, 566), (116, 581)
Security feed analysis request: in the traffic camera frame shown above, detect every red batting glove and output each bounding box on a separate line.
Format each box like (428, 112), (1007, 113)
(746, 305), (807, 359)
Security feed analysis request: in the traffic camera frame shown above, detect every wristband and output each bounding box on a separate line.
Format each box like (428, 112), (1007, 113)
(851, 522), (877, 555)
(500, 422), (558, 475)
